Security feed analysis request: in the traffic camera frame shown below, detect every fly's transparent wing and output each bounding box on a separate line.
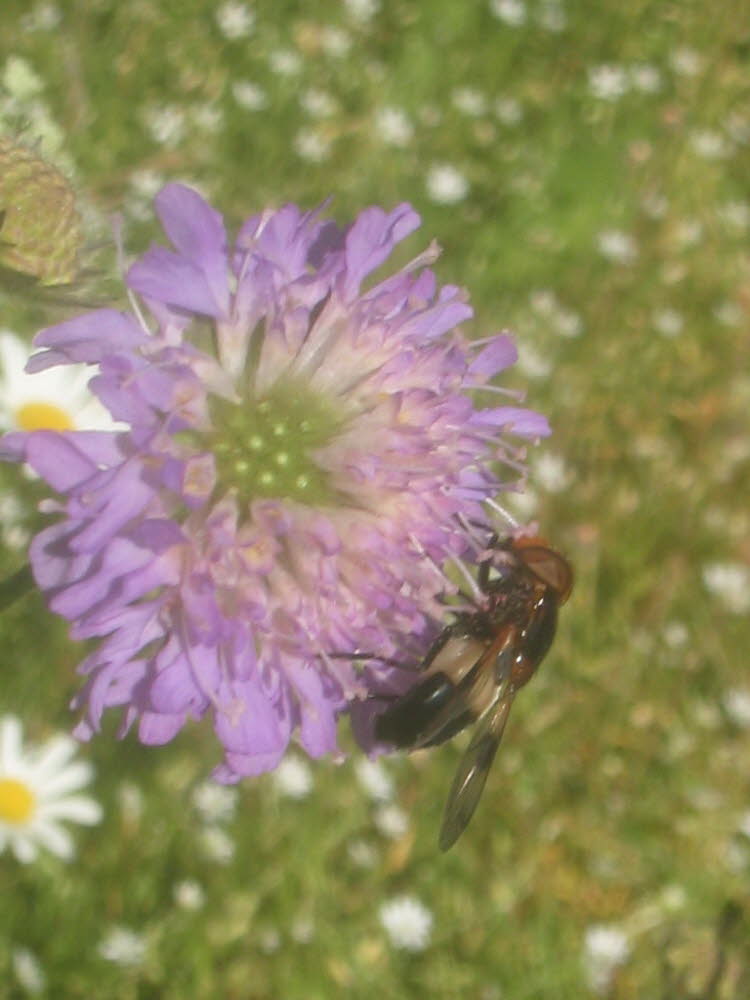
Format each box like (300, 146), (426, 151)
(438, 692), (515, 851)
(411, 627), (517, 750)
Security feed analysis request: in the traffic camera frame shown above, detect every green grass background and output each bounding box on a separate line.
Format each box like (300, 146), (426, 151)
(1, 0), (750, 996)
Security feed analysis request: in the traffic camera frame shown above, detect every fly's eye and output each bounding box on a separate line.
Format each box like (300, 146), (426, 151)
(517, 546), (573, 603)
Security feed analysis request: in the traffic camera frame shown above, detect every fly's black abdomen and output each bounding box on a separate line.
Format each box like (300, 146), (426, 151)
(375, 672), (455, 748)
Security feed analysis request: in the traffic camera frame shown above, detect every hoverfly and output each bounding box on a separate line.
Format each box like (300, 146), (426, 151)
(373, 533), (573, 851)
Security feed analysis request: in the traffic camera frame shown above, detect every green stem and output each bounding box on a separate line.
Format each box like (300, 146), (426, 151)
(0, 564), (35, 611)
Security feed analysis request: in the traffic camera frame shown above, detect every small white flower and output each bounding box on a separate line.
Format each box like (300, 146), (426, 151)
(344, 0), (380, 22)
(582, 924), (630, 994)
(215, 2), (254, 40)
(0, 493), (30, 551)
(737, 810), (750, 837)
(173, 879), (206, 910)
(20, 3), (62, 32)
(725, 112), (750, 145)
(641, 192), (668, 218)
(290, 916), (315, 943)
(516, 341), (551, 378)
(12, 946), (46, 994)
(723, 689), (750, 728)
(506, 487), (538, 521)
(536, 2), (566, 32)
(320, 26), (352, 57)
(232, 80), (268, 111)
(489, 0), (527, 27)
(718, 200), (750, 230)
(374, 106), (414, 147)
(534, 453), (572, 493)
(2, 56), (44, 99)
(555, 308), (583, 337)
(588, 65), (629, 101)
(690, 129), (729, 160)
(191, 102), (223, 134)
(713, 301), (742, 327)
(259, 927), (281, 953)
(129, 169), (167, 202)
(673, 218), (702, 248)
(426, 163), (470, 204)
(143, 104), (186, 146)
(273, 755), (313, 799)
(355, 757), (394, 801)
(662, 621), (688, 648)
(127, 170), (169, 222)
(0, 716), (102, 863)
(702, 562), (750, 613)
(374, 802), (409, 838)
(192, 780), (238, 822)
(0, 331), (121, 435)
(300, 88), (338, 118)
(379, 894), (433, 951)
(451, 87), (487, 117)
(293, 128), (331, 163)
(652, 308), (684, 337)
(670, 47), (702, 77)
(199, 825), (235, 864)
(529, 289), (559, 315)
(98, 926), (148, 967)
(347, 838), (378, 867)
(117, 781), (144, 825)
(495, 96), (523, 125)
(597, 229), (638, 264)
(630, 64), (661, 93)
(268, 49), (302, 76)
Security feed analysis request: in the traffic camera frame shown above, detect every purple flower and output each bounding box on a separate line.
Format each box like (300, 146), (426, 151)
(1, 184), (549, 781)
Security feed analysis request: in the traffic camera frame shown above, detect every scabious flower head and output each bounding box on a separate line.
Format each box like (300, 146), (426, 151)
(0, 184), (549, 782)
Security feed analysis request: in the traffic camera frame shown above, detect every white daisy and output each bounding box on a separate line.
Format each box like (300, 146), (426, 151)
(596, 229), (638, 264)
(0, 330), (121, 433)
(702, 562), (750, 613)
(723, 688), (750, 728)
(588, 64), (629, 101)
(582, 924), (630, 994)
(198, 825), (235, 864)
(12, 946), (46, 994)
(374, 802), (409, 838)
(0, 716), (102, 863)
(354, 757), (394, 801)
(374, 106), (414, 147)
(379, 894), (434, 951)
(97, 926), (148, 967)
(173, 879), (206, 910)
(425, 163), (470, 204)
(231, 80), (268, 112)
(272, 755), (313, 799)
(191, 780), (238, 823)
(293, 128), (332, 163)
(489, 0), (527, 27)
(215, 1), (254, 40)
(142, 104), (186, 147)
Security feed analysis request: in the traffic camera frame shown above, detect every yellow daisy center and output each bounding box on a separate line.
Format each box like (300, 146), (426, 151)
(0, 777), (36, 824)
(15, 401), (75, 432)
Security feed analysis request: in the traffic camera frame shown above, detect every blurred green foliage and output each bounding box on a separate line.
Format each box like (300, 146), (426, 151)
(1, 1), (749, 997)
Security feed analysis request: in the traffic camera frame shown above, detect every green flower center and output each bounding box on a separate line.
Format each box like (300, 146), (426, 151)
(205, 379), (345, 507)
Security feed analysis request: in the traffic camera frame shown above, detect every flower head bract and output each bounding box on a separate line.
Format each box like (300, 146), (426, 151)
(1, 184), (549, 781)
